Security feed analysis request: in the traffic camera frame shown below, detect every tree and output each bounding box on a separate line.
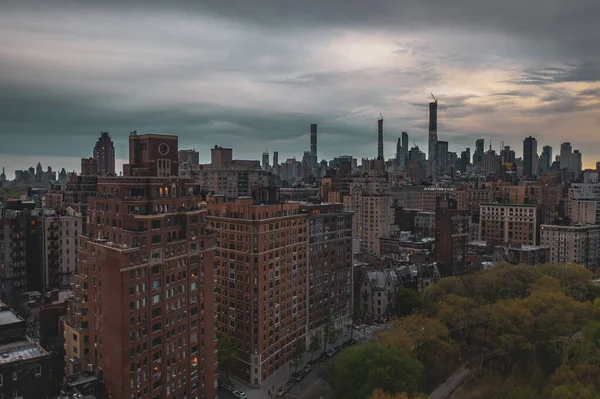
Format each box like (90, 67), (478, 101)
(369, 388), (427, 399)
(503, 386), (540, 399)
(387, 314), (459, 390)
(538, 263), (594, 302)
(216, 337), (237, 383)
(323, 311), (335, 354)
(395, 288), (421, 317)
(331, 343), (423, 399)
(291, 341), (305, 372)
(350, 307), (365, 341)
(309, 331), (322, 361)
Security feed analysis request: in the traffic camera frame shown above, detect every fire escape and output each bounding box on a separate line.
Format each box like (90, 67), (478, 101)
(8, 221), (27, 291)
(48, 215), (61, 288)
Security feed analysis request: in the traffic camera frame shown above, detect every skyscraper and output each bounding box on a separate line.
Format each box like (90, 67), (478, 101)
(396, 132), (409, 169)
(523, 136), (538, 178)
(539, 145), (553, 173)
(262, 152), (270, 171)
(473, 139), (484, 165)
(93, 132), (116, 176)
(310, 124), (317, 157)
(273, 151), (279, 167)
(428, 99), (438, 164)
(377, 116), (384, 160)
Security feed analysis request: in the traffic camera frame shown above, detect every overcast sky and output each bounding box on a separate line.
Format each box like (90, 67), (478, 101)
(1, 0), (599, 177)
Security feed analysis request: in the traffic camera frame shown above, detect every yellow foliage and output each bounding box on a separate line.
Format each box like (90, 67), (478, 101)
(369, 388), (427, 399)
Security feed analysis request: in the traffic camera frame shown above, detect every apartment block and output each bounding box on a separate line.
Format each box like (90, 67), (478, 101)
(479, 204), (539, 246)
(343, 177), (393, 254)
(540, 224), (600, 269)
(207, 196), (308, 386)
(419, 187), (454, 211)
(194, 146), (264, 199)
(301, 203), (353, 340)
(569, 199), (598, 225)
(64, 134), (218, 399)
(43, 208), (82, 290)
(0, 200), (44, 302)
(0, 301), (51, 399)
(435, 197), (469, 276)
(391, 185), (424, 210)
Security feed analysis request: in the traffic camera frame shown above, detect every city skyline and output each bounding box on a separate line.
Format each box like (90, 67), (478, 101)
(1, 0), (600, 176)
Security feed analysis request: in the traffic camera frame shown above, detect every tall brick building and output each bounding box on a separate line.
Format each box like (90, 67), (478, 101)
(64, 134), (218, 399)
(301, 203), (353, 339)
(206, 196), (308, 386)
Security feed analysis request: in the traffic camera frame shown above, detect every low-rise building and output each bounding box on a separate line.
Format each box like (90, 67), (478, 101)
(479, 204), (540, 246)
(0, 301), (51, 398)
(540, 224), (600, 269)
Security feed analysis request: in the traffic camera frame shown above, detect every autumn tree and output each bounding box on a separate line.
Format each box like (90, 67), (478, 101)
(369, 388), (427, 399)
(216, 336), (237, 382)
(291, 340), (305, 372)
(309, 331), (322, 361)
(395, 288), (421, 317)
(331, 343), (423, 399)
(382, 314), (458, 390)
(350, 307), (365, 341)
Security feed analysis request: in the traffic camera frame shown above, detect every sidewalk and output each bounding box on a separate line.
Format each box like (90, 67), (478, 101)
(228, 326), (379, 399)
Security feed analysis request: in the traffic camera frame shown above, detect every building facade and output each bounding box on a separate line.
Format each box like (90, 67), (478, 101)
(93, 132), (116, 177)
(301, 204), (353, 342)
(479, 204), (539, 246)
(435, 197), (469, 276)
(207, 197), (308, 386)
(540, 224), (600, 269)
(43, 208), (82, 290)
(343, 177), (394, 254)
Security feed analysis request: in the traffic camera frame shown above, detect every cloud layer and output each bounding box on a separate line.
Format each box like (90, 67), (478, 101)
(1, 0), (599, 176)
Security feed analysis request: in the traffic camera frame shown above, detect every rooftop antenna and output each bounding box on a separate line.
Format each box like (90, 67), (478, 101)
(430, 92), (437, 102)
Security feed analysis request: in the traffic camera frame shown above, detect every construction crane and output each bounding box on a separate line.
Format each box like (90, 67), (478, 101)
(379, 113), (383, 120)
(430, 92), (437, 102)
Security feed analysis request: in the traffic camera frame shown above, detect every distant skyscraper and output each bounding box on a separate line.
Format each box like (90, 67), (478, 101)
(262, 152), (270, 171)
(310, 124), (317, 157)
(523, 136), (538, 178)
(428, 99), (438, 163)
(93, 132), (116, 176)
(500, 145), (516, 165)
(273, 151), (279, 167)
(539, 145), (552, 173)
(396, 132), (409, 169)
(377, 116), (384, 160)
(473, 139), (484, 165)
(437, 140), (449, 173)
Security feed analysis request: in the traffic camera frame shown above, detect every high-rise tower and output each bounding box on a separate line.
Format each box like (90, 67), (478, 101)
(93, 132), (116, 176)
(310, 124), (317, 157)
(377, 116), (384, 160)
(523, 136), (538, 178)
(428, 96), (438, 164)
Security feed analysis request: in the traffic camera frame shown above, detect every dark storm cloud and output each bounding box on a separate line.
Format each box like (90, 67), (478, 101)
(1, 0), (600, 172)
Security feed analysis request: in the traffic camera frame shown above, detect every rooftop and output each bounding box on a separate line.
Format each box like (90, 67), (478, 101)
(0, 305), (23, 327)
(0, 338), (49, 365)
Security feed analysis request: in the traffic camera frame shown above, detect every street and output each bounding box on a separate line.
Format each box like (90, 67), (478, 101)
(218, 323), (389, 399)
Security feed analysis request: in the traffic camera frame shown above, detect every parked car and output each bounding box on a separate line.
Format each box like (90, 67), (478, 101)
(232, 390), (247, 399)
(220, 382), (234, 392)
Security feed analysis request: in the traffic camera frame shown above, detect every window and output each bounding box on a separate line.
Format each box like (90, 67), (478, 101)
(152, 294), (160, 305)
(0, 374), (2, 386)
(35, 365), (41, 377)
(12, 372), (17, 381)
(152, 280), (161, 290)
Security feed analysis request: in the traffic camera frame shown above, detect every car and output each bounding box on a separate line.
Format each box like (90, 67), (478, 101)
(277, 385), (290, 396)
(220, 383), (234, 392)
(232, 390), (247, 398)
(326, 348), (337, 357)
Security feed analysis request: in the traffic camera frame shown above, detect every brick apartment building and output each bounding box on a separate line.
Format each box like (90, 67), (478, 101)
(206, 196), (308, 386)
(301, 203), (353, 341)
(64, 134), (218, 399)
(479, 204), (540, 246)
(435, 197), (469, 276)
